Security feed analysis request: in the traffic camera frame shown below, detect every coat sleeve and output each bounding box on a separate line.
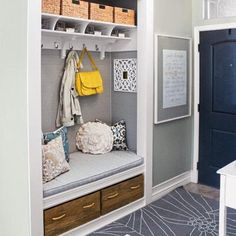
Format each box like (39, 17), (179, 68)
(56, 51), (84, 127)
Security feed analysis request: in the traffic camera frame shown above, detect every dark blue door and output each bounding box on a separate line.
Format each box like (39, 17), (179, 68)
(199, 29), (236, 188)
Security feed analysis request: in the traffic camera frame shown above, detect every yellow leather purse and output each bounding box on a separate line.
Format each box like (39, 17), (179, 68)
(76, 48), (104, 96)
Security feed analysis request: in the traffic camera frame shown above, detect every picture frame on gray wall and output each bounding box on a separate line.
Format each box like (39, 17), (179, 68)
(154, 34), (192, 124)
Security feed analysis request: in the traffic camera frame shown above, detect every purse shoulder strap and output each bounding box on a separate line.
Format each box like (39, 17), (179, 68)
(77, 48), (98, 71)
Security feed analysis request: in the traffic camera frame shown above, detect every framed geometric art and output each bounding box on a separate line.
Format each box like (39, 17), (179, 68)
(113, 58), (137, 93)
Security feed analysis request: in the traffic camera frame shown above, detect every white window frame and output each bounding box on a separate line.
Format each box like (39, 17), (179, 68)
(204, 0), (236, 20)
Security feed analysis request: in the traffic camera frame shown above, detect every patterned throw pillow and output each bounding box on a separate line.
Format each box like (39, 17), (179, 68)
(111, 120), (128, 151)
(43, 126), (69, 162)
(76, 122), (113, 155)
(42, 136), (70, 183)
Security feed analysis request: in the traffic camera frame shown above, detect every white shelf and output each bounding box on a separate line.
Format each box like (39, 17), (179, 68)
(42, 29), (132, 41)
(41, 13), (137, 55)
(42, 13), (137, 31)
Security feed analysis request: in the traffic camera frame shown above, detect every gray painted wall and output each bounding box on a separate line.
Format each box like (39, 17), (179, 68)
(111, 51), (137, 151)
(153, 0), (193, 186)
(41, 50), (137, 153)
(42, 50), (112, 153)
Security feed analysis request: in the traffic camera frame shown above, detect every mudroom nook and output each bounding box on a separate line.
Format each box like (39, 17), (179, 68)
(4, 1), (236, 236)
(40, 1), (149, 235)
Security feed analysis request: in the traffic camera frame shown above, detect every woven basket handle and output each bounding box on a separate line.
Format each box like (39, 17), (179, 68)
(99, 5), (106, 9)
(72, 0), (80, 5)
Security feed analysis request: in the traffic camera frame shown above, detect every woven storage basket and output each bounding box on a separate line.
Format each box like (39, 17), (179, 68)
(61, 0), (89, 19)
(114, 7), (135, 25)
(90, 3), (113, 23)
(42, 0), (61, 15)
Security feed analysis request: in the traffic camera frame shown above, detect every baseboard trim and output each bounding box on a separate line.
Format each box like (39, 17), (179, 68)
(191, 169), (198, 183)
(152, 171), (191, 202)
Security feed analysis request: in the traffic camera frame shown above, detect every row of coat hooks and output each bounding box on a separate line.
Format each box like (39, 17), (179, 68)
(41, 42), (100, 51)
(41, 41), (107, 60)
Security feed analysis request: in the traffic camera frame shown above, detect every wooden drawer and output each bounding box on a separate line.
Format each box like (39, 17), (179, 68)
(101, 175), (144, 215)
(44, 192), (100, 236)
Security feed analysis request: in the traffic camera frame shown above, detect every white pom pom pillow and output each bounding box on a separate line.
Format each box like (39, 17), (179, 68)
(76, 122), (113, 155)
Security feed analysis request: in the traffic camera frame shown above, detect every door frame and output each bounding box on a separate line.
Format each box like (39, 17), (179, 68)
(192, 22), (236, 183)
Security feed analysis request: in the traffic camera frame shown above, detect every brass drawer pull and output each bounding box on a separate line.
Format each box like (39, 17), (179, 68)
(83, 202), (95, 209)
(107, 192), (119, 199)
(130, 185), (141, 190)
(52, 214), (66, 221)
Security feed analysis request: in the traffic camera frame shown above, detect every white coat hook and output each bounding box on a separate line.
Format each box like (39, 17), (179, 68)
(100, 50), (105, 60)
(100, 46), (106, 60)
(69, 43), (74, 50)
(54, 42), (59, 49)
(61, 42), (67, 59)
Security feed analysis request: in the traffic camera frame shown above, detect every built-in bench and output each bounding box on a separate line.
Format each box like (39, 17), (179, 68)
(44, 174), (144, 236)
(43, 151), (144, 198)
(43, 151), (144, 236)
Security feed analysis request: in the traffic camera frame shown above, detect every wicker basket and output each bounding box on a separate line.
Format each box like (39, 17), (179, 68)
(42, 0), (61, 15)
(114, 7), (135, 25)
(90, 3), (113, 23)
(61, 0), (89, 19)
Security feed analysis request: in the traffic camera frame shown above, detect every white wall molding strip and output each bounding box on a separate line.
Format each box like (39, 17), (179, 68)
(152, 171), (192, 202)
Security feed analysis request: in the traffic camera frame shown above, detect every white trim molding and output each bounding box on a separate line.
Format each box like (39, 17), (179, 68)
(27, 0), (43, 234)
(192, 22), (236, 184)
(152, 171), (191, 202)
(137, 0), (154, 204)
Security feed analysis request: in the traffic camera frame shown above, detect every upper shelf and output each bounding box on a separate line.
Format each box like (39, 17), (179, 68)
(41, 13), (137, 55)
(42, 13), (137, 29)
(42, 29), (132, 41)
(41, 13), (136, 40)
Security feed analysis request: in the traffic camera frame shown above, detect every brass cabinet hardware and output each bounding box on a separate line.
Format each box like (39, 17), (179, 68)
(130, 185), (141, 190)
(52, 214), (66, 221)
(107, 192), (119, 199)
(83, 202), (95, 209)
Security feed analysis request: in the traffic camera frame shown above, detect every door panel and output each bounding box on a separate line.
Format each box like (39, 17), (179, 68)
(211, 129), (236, 167)
(199, 29), (236, 187)
(213, 42), (236, 114)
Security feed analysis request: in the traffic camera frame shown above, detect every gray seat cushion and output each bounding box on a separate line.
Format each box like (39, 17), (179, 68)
(43, 151), (144, 198)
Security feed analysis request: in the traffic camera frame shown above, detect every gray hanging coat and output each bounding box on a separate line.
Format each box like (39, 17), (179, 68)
(56, 51), (83, 127)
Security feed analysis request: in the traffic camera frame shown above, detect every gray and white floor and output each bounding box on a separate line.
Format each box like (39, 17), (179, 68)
(90, 184), (236, 236)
